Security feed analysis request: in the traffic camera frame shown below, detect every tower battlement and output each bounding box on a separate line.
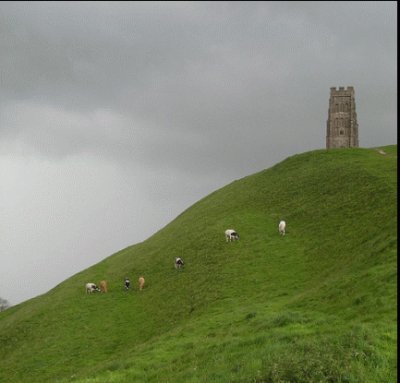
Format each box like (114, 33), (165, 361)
(329, 86), (355, 94)
(326, 86), (359, 149)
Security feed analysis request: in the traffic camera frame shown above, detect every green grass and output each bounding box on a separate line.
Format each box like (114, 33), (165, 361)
(0, 145), (397, 383)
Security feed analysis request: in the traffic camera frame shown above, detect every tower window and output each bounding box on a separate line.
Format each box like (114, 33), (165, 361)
(339, 129), (344, 135)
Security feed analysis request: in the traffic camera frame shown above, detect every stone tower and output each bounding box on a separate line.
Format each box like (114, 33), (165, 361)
(326, 86), (359, 148)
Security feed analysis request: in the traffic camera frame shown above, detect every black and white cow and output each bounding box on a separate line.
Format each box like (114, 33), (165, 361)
(175, 257), (184, 269)
(225, 229), (240, 242)
(85, 282), (100, 294)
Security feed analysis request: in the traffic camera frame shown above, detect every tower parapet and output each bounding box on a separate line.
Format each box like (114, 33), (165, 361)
(326, 86), (359, 148)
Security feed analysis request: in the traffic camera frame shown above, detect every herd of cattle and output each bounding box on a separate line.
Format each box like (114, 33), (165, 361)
(85, 220), (286, 294)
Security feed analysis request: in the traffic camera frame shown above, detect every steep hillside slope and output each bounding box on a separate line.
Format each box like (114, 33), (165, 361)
(0, 145), (397, 383)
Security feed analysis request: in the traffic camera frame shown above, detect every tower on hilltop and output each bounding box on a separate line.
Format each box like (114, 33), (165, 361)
(326, 86), (359, 149)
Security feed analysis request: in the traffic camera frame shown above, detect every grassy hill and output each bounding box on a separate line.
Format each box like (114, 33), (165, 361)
(0, 145), (397, 383)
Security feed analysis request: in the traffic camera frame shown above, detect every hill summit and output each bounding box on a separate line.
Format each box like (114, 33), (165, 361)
(0, 145), (397, 383)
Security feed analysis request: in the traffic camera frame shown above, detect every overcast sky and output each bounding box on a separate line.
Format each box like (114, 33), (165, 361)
(0, 1), (396, 306)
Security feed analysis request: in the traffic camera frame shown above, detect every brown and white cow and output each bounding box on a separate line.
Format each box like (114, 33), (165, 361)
(138, 277), (145, 291)
(99, 280), (108, 293)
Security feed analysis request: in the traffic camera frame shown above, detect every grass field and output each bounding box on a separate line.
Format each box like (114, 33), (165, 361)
(0, 145), (397, 383)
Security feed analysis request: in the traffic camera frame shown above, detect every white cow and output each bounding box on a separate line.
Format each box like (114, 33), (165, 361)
(85, 282), (100, 294)
(225, 229), (239, 242)
(278, 220), (286, 236)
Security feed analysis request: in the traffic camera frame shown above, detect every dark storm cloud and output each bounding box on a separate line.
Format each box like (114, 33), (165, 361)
(0, 1), (396, 304)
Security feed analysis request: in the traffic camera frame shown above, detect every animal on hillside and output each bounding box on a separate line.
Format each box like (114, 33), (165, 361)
(99, 280), (108, 293)
(124, 277), (130, 290)
(85, 282), (100, 294)
(225, 229), (239, 242)
(175, 257), (184, 269)
(138, 277), (145, 291)
(278, 220), (286, 236)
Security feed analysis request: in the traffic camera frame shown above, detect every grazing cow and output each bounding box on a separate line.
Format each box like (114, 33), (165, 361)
(278, 220), (286, 236)
(124, 278), (130, 290)
(175, 257), (184, 269)
(99, 280), (108, 293)
(225, 229), (239, 242)
(85, 282), (100, 294)
(138, 277), (145, 291)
